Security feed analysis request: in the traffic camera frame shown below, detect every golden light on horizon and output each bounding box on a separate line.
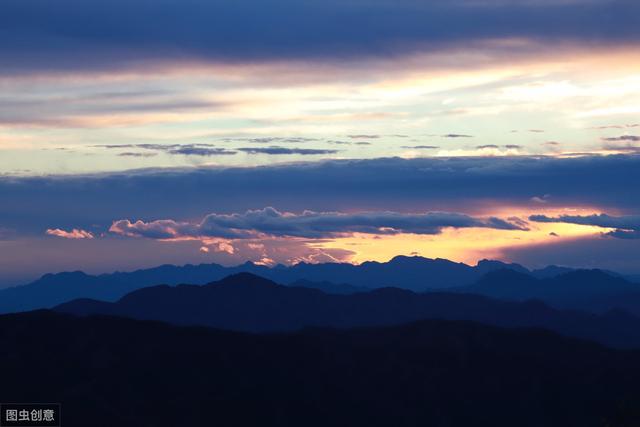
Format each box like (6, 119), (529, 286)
(312, 210), (615, 266)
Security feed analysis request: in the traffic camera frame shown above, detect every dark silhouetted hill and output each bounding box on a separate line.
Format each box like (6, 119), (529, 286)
(457, 269), (640, 315)
(2, 310), (640, 427)
(56, 273), (640, 348)
(288, 279), (368, 294)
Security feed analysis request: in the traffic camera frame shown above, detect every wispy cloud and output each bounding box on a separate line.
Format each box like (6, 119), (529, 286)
(237, 147), (338, 155)
(442, 134), (474, 138)
(602, 135), (640, 142)
(96, 143), (238, 156)
(401, 145), (439, 149)
(347, 135), (380, 139)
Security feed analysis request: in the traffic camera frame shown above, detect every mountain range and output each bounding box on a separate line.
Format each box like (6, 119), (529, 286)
(2, 310), (639, 427)
(3, 255), (638, 314)
(55, 272), (640, 348)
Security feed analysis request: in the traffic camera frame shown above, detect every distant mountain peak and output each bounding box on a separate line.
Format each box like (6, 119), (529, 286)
(41, 270), (90, 280)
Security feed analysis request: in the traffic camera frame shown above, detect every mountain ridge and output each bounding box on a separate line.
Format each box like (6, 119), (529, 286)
(55, 272), (640, 348)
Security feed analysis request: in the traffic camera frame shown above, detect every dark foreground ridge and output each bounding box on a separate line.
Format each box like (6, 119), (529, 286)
(56, 273), (640, 348)
(1, 310), (640, 427)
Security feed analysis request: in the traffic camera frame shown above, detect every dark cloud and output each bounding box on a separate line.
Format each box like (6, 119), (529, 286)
(110, 206), (528, 240)
(602, 135), (640, 142)
(606, 229), (640, 239)
(348, 135), (380, 139)
(505, 144), (522, 149)
(237, 147), (339, 155)
(2, 155), (640, 237)
(476, 144), (500, 149)
(168, 147), (237, 156)
(443, 134), (474, 138)
(354, 142), (372, 146)
(529, 213), (640, 239)
(96, 143), (237, 156)
(118, 152), (158, 158)
(601, 135), (640, 153)
(2, 0), (639, 74)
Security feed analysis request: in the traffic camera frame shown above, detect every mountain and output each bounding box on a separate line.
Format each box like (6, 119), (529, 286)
(456, 269), (640, 315)
(0, 256), (532, 313)
(288, 279), (368, 294)
(627, 274), (640, 284)
(2, 310), (640, 427)
(530, 265), (576, 279)
(56, 272), (640, 348)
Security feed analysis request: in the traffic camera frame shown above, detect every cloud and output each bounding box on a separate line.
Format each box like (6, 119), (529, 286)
(348, 135), (380, 139)
(237, 147), (339, 155)
(602, 135), (640, 142)
(0, 92), (230, 128)
(442, 134), (473, 138)
(168, 147), (237, 156)
(224, 137), (320, 144)
(529, 213), (640, 239)
(96, 143), (237, 156)
(2, 0), (639, 74)
(401, 145), (439, 149)
(4, 155), (640, 238)
(110, 207), (528, 240)
(592, 124), (639, 130)
(118, 152), (158, 158)
(601, 135), (640, 153)
(530, 195), (550, 204)
(476, 144), (500, 149)
(46, 228), (94, 239)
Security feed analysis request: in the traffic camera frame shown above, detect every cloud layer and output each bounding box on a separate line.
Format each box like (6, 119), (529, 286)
(530, 213), (640, 239)
(3, 155), (640, 236)
(2, 0), (639, 74)
(110, 207), (528, 240)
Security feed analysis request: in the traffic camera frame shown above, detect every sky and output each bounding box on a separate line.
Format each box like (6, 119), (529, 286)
(1, 0), (640, 285)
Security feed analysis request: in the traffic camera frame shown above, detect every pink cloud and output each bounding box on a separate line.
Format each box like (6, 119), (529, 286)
(46, 228), (94, 239)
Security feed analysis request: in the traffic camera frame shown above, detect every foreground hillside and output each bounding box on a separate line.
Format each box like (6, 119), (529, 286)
(57, 273), (640, 348)
(1, 310), (639, 427)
